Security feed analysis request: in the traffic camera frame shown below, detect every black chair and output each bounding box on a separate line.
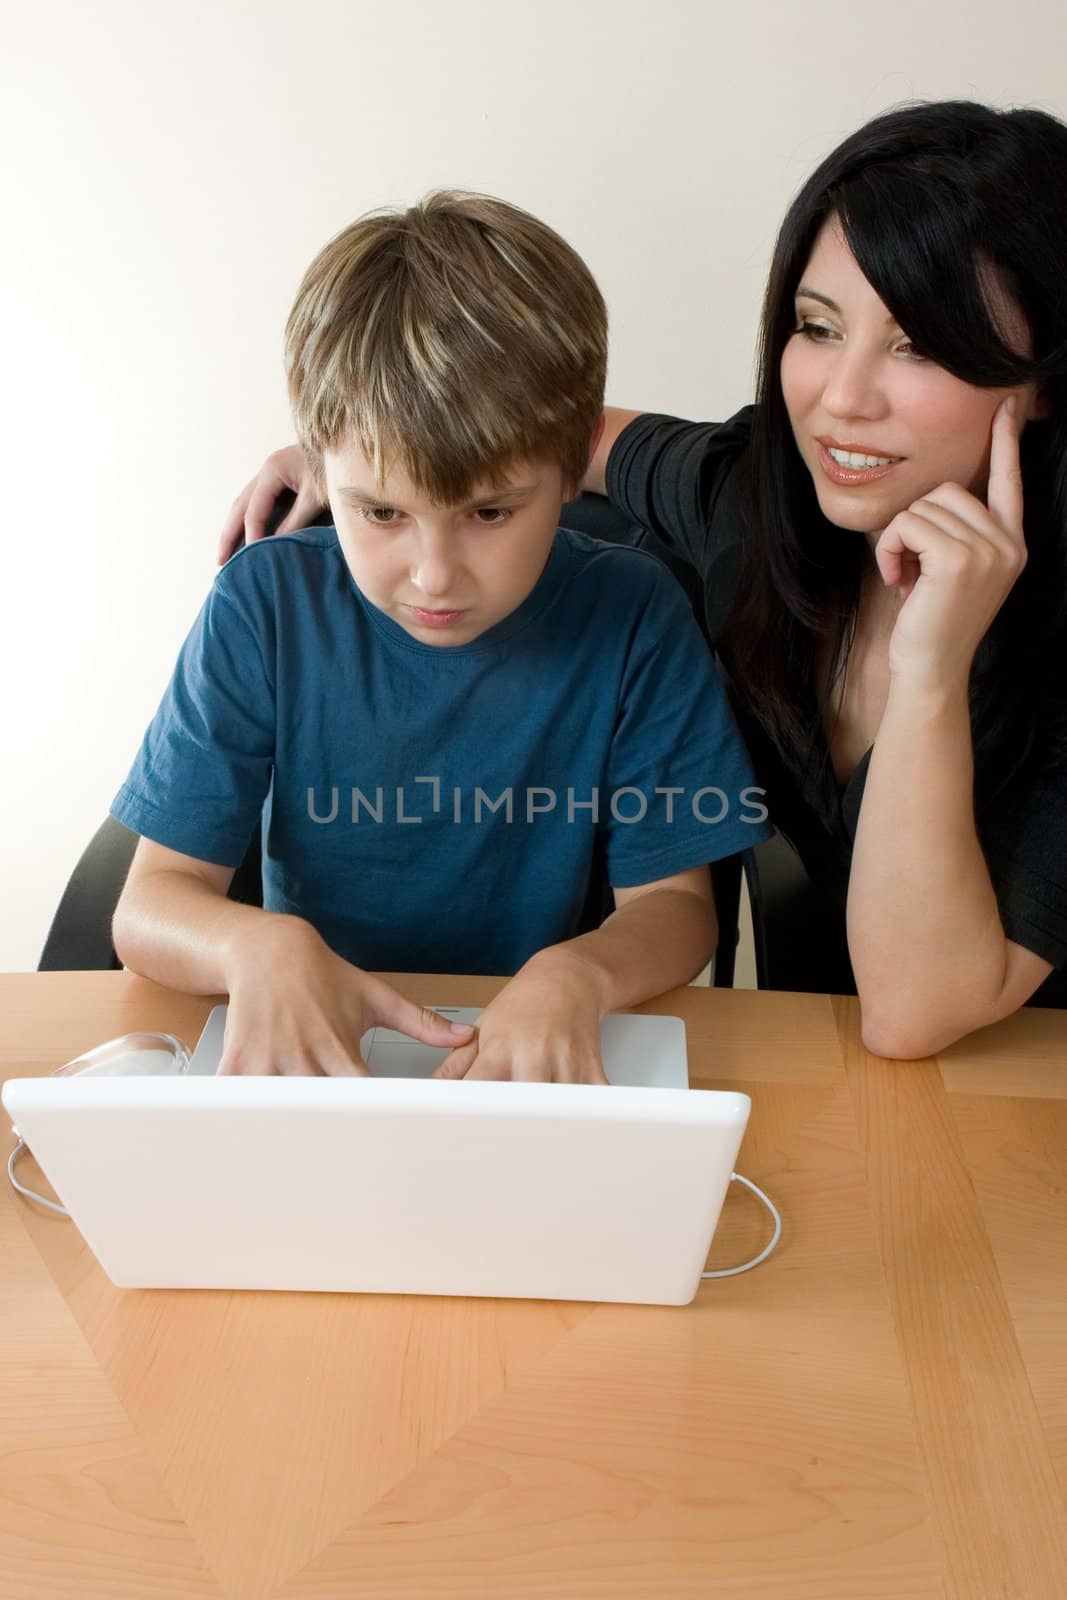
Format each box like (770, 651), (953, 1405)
(38, 817), (264, 971)
(742, 832), (853, 995)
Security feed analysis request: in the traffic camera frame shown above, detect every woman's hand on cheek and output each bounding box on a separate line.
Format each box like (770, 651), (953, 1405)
(431, 961), (609, 1084)
(876, 397), (1027, 693)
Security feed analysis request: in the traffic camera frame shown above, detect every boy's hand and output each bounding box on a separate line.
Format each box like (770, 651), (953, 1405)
(217, 444), (319, 565)
(432, 955), (608, 1084)
(218, 917), (474, 1076)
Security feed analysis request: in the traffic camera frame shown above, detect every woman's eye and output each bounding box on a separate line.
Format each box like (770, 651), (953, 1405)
(795, 319), (839, 343)
(896, 339), (929, 363)
(472, 507), (510, 525)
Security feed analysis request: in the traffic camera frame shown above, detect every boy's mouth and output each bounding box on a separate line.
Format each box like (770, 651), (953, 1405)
(404, 605), (469, 629)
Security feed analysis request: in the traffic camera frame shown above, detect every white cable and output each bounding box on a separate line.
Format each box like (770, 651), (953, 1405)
(701, 1172), (781, 1279)
(7, 1135), (69, 1217)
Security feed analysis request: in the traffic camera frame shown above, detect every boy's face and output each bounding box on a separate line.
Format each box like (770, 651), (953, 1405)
(323, 445), (573, 646)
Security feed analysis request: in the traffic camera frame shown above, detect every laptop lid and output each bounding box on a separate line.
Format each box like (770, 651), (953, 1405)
(3, 1015), (750, 1306)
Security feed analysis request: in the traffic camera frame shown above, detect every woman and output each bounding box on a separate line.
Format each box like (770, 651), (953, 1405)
(219, 101), (1067, 1055)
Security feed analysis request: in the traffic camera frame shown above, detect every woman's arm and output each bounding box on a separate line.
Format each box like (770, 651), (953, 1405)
(847, 680), (1051, 1058)
(847, 401), (1053, 1057)
(583, 407), (644, 496)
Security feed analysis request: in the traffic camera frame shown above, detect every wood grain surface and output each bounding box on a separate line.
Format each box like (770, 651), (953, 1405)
(1, 971), (1065, 1599)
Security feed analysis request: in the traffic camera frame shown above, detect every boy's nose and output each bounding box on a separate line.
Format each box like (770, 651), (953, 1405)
(411, 543), (457, 598)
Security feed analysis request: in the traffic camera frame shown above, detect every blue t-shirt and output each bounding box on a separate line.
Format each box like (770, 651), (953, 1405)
(112, 526), (771, 974)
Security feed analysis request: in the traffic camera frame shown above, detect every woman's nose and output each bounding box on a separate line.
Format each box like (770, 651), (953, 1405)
(820, 348), (889, 422)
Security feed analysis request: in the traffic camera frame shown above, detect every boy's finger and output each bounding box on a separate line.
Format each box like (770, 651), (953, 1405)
(461, 1052), (512, 1081)
(432, 1042), (479, 1079)
(319, 1050), (371, 1077)
(369, 984), (476, 1048)
(988, 396), (1025, 539)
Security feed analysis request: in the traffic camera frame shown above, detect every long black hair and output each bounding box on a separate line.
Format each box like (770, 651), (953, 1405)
(733, 101), (1067, 804)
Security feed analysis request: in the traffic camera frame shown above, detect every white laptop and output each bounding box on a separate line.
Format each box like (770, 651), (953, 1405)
(3, 1006), (750, 1306)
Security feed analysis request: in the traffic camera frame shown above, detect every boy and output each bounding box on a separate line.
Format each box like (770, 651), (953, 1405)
(112, 192), (771, 1080)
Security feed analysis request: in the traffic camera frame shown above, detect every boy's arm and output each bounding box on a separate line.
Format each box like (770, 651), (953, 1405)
(531, 866), (716, 1010)
(115, 837), (263, 994)
(114, 839), (474, 1073)
(433, 866), (715, 1084)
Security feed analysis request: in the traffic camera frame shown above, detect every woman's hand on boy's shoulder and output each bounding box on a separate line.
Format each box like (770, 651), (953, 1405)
(217, 444), (321, 565)
(432, 957), (608, 1084)
(218, 916), (474, 1076)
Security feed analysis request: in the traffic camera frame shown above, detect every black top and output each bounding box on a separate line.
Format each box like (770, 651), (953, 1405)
(605, 408), (1067, 1008)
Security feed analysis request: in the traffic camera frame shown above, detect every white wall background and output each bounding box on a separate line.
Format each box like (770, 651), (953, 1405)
(2, 0), (1065, 970)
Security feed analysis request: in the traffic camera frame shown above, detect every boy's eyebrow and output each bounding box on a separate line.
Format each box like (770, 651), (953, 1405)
(467, 483), (538, 506)
(795, 284), (898, 325)
(338, 483), (538, 507)
(338, 488), (398, 506)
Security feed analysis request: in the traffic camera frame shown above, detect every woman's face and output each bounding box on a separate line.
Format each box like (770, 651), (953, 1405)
(779, 219), (1039, 538)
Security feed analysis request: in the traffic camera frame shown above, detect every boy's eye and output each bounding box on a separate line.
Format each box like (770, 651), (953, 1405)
(360, 506), (402, 526)
(472, 507), (510, 525)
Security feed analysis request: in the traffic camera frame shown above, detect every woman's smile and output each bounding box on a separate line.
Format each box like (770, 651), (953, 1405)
(817, 441), (901, 486)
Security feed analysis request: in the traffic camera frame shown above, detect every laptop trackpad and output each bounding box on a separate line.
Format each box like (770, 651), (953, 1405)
(188, 1005), (688, 1089)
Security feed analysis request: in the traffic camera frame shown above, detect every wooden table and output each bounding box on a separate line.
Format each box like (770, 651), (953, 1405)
(2, 972), (1066, 1599)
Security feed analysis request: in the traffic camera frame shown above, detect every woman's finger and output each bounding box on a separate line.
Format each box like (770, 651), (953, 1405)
(902, 496), (1004, 558)
(875, 508), (949, 588)
(276, 479), (327, 538)
(242, 465), (294, 547)
(987, 396), (1025, 540)
(216, 476), (258, 565)
(914, 481), (1018, 561)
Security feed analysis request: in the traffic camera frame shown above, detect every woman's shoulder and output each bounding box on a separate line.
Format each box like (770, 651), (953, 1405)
(604, 406), (755, 584)
(610, 405), (755, 479)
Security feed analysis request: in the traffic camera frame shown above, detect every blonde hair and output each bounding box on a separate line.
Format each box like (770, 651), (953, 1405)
(284, 191), (607, 502)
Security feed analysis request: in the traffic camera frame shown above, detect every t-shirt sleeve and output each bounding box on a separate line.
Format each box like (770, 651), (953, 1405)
(982, 748), (1067, 974)
(600, 558), (773, 888)
(110, 574), (276, 867)
(604, 408), (754, 578)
